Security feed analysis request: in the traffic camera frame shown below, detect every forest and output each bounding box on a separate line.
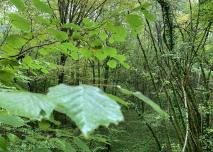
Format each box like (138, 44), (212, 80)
(0, 0), (212, 151)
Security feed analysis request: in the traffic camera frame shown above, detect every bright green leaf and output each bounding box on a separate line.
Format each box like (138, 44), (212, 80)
(112, 26), (127, 42)
(48, 29), (68, 41)
(107, 60), (117, 68)
(114, 54), (126, 62)
(70, 50), (79, 60)
(23, 56), (33, 65)
(103, 47), (117, 57)
(10, 0), (25, 11)
(126, 14), (144, 32)
(33, 0), (52, 14)
(94, 50), (107, 61)
(99, 31), (108, 41)
(9, 14), (31, 32)
(79, 48), (92, 58)
(83, 18), (96, 28)
(6, 35), (26, 48)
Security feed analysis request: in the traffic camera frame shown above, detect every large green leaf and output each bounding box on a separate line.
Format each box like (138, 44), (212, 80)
(6, 34), (26, 48)
(94, 50), (108, 61)
(111, 26), (127, 42)
(33, 0), (52, 14)
(126, 14), (144, 32)
(47, 84), (124, 135)
(10, 0), (25, 11)
(102, 47), (117, 57)
(48, 29), (68, 41)
(9, 14), (30, 32)
(79, 48), (92, 58)
(0, 92), (55, 120)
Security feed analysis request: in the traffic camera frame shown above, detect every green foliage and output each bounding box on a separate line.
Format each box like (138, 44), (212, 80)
(133, 92), (169, 119)
(1, 0), (206, 151)
(0, 84), (123, 136)
(126, 14), (144, 33)
(141, 9), (156, 21)
(63, 23), (81, 31)
(0, 136), (8, 151)
(118, 86), (169, 119)
(0, 70), (15, 84)
(0, 111), (25, 127)
(107, 59), (117, 68)
(32, 0), (52, 14)
(10, 0), (25, 11)
(47, 84), (124, 135)
(106, 94), (129, 108)
(73, 137), (91, 152)
(9, 14), (30, 32)
(48, 29), (68, 41)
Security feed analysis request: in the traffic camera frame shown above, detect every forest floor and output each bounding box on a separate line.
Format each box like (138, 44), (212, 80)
(109, 110), (157, 152)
